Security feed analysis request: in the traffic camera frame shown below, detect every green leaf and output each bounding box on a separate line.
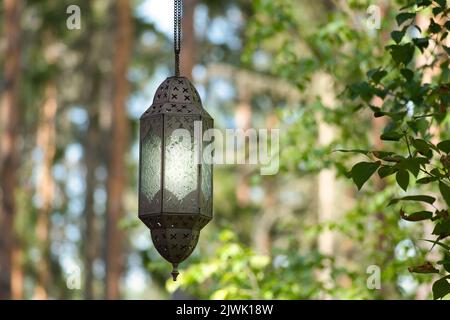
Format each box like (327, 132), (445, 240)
(433, 277), (450, 300)
(431, 168), (443, 176)
(435, 0), (447, 8)
(374, 111), (386, 118)
(442, 262), (450, 273)
(429, 19), (442, 33)
(413, 37), (429, 52)
(378, 166), (397, 178)
(443, 46), (450, 55)
(384, 111), (408, 121)
(422, 239), (450, 251)
(334, 149), (369, 155)
(389, 43), (415, 65)
(391, 30), (405, 44)
(412, 138), (430, 153)
(402, 1), (430, 9)
(444, 253), (450, 273)
(437, 140), (450, 153)
(388, 195), (436, 206)
(369, 105), (381, 113)
(372, 151), (396, 160)
(401, 209), (433, 221)
(432, 6), (444, 16)
(351, 161), (381, 190)
(383, 155), (404, 163)
(380, 131), (403, 141)
(445, 263), (450, 273)
(411, 139), (433, 158)
(439, 182), (450, 207)
(396, 170), (409, 191)
(439, 253), (450, 273)
(399, 157), (428, 177)
(367, 68), (387, 83)
(349, 81), (373, 101)
(408, 262), (439, 273)
(416, 176), (438, 184)
(426, 141), (441, 153)
(400, 68), (414, 80)
(433, 220), (450, 237)
(396, 12), (416, 26)
(407, 118), (429, 134)
(335, 162), (352, 179)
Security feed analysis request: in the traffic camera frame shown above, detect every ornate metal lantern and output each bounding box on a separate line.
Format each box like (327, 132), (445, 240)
(138, 0), (213, 281)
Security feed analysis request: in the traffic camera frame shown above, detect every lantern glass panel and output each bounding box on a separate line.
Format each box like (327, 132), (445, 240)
(163, 115), (199, 213)
(139, 116), (162, 213)
(201, 118), (213, 217)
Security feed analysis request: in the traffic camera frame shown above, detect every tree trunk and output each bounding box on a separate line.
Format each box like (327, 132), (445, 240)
(312, 72), (337, 297)
(253, 115), (279, 255)
(11, 246), (23, 299)
(33, 83), (57, 299)
(235, 91), (252, 207)
(105, 0), (133, 300)
(180, 0), (198, 79)
(79, 1), (110, 300)
(84, 118), (98, 299)
(0, 0), (22, 300)
(83, 72), (101, 299)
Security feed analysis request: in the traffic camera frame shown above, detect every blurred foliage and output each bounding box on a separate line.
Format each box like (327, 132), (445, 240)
(341, 0), (450, 299)
(165, 230), (329, 299)
(2, 0), (448, 300)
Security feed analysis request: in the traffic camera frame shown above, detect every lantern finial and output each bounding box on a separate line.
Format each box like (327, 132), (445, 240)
(171, 263), (179, 281)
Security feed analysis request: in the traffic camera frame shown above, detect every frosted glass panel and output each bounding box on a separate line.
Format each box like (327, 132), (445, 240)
(201, 119), (213, 217)
(164, 115), (198, 213)
(201, 163), (212, 201)
(139, 117), (161, 213)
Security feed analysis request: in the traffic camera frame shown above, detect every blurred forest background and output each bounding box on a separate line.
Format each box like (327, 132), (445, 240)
(0, 0), (449, 299)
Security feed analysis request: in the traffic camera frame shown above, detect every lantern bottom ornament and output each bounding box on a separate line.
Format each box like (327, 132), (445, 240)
(145, 213), (211, 281)
(139, 76), (213, 281)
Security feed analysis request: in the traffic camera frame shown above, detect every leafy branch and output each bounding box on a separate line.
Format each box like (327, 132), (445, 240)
(341, 0), (450, 299)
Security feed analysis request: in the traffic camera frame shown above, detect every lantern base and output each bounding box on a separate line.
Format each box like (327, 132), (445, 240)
(171, 263), (179, 281)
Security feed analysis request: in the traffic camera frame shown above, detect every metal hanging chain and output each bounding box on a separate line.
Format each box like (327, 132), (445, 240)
(174, 0), (183, 77)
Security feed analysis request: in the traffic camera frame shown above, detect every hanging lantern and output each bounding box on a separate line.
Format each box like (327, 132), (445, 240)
(138, 0), (213, 281)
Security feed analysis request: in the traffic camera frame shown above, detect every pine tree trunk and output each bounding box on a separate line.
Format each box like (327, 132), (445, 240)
(0, 0), (22, 300)
(254, 115), (279, 255)
(105, 0), (133, 300)
(84, 118), (98, 299)
(312, 72), (337, 297)
(83, 73), (101, 299)
(181, 0), (198, 79)
(80, 1), (109, 300)
(34, 83), (57, 299)
(235, 91), (252, 207)
(11, 246), (23, 299)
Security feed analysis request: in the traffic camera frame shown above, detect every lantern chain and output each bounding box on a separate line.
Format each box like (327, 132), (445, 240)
(174, 0), (183, 77)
